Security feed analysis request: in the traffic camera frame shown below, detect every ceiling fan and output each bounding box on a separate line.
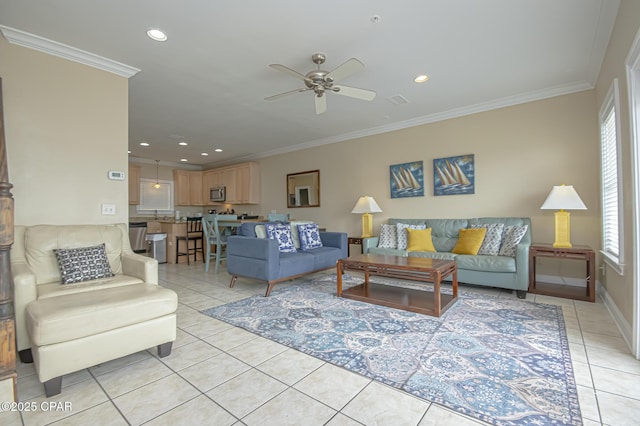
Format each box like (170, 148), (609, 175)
(265, 53), (376, 114)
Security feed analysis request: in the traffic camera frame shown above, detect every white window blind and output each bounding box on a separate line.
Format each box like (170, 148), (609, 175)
(137, 178), (174, 214)
(599, 78), (624, 274)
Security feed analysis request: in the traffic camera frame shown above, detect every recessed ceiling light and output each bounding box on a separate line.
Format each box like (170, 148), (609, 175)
(414, 75), (429, 83)
(178, 141), (188, 146)
(139, 142), (150, 146)
(147, 29), (167, 42)
(214, 148), (223, 152)
(201, 153), (209, 156)
(180, 158), (188, 162)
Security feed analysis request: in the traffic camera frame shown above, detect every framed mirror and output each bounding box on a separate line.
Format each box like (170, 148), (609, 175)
(287, 170), (320, 208)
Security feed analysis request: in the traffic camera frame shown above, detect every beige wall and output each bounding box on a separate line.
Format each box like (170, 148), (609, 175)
(0, 37), (129, 226)
(257, 91), (600, 274)
(594, 0), (640, 326)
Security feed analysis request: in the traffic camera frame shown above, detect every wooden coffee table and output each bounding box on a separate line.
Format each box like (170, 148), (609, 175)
(336, 254), (458, 317)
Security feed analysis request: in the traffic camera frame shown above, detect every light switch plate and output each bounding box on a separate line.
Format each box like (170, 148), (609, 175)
(102, 203), (116, 215)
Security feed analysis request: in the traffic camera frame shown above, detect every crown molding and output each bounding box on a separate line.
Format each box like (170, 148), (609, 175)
(218, 80), (594, 164)
(0, 25), (140, 78)
(129, 157), (203, 171)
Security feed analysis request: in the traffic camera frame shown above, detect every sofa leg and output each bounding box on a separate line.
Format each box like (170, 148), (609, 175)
(157, 341), (173, 358)
(229, 275), (238, 288)
(44, 376), (62, 397)
(264, 282), (276, 297)
(19, 348), (34, 364)
(516, 290), (527, 299)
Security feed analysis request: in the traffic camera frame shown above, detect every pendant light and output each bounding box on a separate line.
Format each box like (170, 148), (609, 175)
(154, 160), (161, 189)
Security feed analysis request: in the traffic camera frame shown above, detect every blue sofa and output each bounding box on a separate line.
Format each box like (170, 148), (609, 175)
(363, 217), (532, 298)
(227, 223), (348, 296)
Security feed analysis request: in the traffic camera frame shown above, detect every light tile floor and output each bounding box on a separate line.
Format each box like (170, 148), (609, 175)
(2, 262), (639, 425)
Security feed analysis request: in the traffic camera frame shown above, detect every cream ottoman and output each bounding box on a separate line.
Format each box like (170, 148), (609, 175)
(26, 283), (177, 397)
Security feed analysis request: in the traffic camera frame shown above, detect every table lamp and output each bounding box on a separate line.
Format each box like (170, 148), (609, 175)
(540, 184), (587, 248)
(351, 196), (382, 238)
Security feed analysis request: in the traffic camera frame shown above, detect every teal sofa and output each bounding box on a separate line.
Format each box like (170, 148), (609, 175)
(363, 217), (532, 298)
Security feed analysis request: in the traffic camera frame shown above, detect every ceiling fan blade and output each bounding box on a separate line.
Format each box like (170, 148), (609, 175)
(325, 58), (364, 82)
(333, 85), (377, 101)
(315, 94), (327, 115)
(269, 64), (311, 83)
(265, 88), (310, 101)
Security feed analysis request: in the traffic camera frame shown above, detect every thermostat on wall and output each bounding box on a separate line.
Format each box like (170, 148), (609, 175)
(108, 170), (126, 181)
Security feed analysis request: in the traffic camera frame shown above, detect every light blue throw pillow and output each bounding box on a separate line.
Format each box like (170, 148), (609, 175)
(297, 223), (323, 251)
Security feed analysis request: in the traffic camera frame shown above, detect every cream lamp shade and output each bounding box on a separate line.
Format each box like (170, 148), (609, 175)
(540, 184), (587, 248)
(351, 196), (382, 238)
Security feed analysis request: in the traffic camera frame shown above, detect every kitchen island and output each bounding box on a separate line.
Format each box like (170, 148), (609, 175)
(159, 218), (264, 264)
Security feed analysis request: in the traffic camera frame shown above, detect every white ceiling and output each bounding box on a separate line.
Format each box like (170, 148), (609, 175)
(0, 0), (620, 168)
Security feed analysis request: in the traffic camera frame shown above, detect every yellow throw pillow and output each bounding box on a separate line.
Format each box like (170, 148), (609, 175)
(406, 228), (437, 252)
(452, 228), (487, 255)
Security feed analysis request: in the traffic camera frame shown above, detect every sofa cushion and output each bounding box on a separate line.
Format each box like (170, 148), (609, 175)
(377, 224), (397, 249)
(24, 225), (124, 285)
(455, 254), (516, 273)
(452, 228), (486, 255)
(408, 251), (457, 261)
(265, 223), (296, 253)
(26, 283), (177, 346)
(499, 225), (529, 257)
(54, 243), (115, 284)
(368, 247), (408, 257)
(424, 219), (469, 252)
(406, 228), (436, 252)
(471, 223), (505, 256)
(307, 246), (343, 270)
(278, 251), (315, 277)
(396, 223), (427, 250)
(298, 223), (323, 250)
(37, 275), (144, 299)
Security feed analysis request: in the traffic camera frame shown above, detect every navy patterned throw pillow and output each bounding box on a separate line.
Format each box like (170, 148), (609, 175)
(53, 243), (114, 284)
(265, 223), (297, 253)
(297, 223), (323, 251)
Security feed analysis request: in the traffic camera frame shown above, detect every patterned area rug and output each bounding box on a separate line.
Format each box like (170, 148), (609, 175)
(202, 275), (581, 425)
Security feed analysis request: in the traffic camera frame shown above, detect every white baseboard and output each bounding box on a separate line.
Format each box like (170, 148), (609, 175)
(597, 282), (634, 353)
(541, 274), (634, 354)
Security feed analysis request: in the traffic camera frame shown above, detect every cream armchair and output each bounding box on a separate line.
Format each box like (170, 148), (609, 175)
(11, 223), (177, 397)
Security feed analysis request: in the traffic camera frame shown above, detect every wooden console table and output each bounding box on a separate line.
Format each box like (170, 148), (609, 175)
(528, 244), (595, 302)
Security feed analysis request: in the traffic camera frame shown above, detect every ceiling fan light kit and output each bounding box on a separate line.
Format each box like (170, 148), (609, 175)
(266, 53), (376, 114)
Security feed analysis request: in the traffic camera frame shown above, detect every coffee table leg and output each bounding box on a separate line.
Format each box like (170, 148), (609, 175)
(364, 268), (370, 291)
(337, 260), (343, 296)
(452, 268), (458, 299)
(434, 271), (441, 316)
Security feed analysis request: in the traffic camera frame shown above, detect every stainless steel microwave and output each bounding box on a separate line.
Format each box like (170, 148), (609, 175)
(210, 186), (226, 202)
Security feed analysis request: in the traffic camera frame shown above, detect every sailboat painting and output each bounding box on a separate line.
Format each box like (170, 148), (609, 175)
(389, 161), (424, 198)
(433, 154), (475, 196)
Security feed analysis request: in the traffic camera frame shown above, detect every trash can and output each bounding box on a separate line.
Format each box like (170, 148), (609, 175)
(146, 233), (167, 264)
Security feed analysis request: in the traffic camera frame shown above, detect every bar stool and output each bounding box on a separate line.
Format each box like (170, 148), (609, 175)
(176, 217), (204, 264)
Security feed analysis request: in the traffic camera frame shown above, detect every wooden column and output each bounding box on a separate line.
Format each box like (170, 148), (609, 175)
(0, 77), (17, 401)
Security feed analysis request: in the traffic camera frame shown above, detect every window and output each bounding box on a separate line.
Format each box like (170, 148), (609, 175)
(599, 79), (625, 274)
(137, 178), (174, 214)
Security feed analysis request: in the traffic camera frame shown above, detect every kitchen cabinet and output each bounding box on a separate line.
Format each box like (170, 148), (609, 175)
(235, 162), (260, 204)
(203, 162), (260, 205)
(202, 169), (221, 205)
(189, 172), (203, 205)
(173, 169), (203, 206)
(222, 168), (238, 203)
(128, 165), (141, 205)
